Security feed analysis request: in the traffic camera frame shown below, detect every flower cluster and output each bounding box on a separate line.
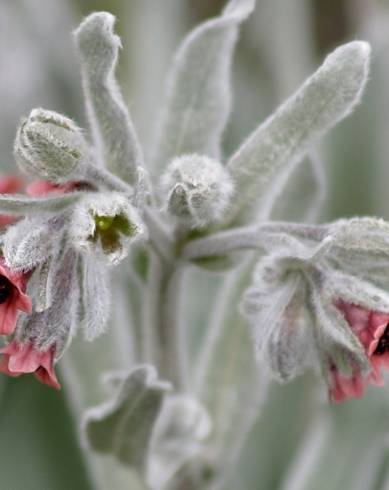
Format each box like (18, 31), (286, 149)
(0, 105), (145, 388)
(242, 218), (389, 402)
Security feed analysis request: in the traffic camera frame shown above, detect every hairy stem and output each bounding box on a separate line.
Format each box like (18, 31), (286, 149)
(181, 222), (330, 260)
(144, 252), (188, 391)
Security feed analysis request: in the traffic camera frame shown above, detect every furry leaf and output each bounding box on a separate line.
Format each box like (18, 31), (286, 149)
(153, 0), (255, 173)
(226, 41), (370, 224)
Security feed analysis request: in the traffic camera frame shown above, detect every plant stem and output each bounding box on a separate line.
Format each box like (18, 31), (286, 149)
(144, 252), (188, 391)
(181, 222), (329, 260)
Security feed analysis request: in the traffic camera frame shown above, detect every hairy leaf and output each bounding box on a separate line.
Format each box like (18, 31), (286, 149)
(79, 255), (111, 341)
(3, 215), (64, 271)
(152, 0), (255, 174)
(226, 41), (370, 224)
(83, 365), (171, 472)
(74, 12), (143, 184)
(147, 395), (212, 490)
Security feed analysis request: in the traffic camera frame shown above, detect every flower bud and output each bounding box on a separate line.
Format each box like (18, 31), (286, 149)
(14, 108), (87, 183)
(70, 192), (145, 265)
(160, 154), (234, 228)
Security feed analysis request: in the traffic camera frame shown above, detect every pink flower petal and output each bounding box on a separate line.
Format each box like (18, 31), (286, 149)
(0, 175), (23, 194)
(0, 215), (17, 226)
(26, 180), (76, 197)
(0, 300), (19, 335)
(35, 366), (61, 390)
(0, 340), (60, 389)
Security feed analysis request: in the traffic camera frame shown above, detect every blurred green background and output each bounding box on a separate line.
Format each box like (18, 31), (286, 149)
(2, 1), (389, 489)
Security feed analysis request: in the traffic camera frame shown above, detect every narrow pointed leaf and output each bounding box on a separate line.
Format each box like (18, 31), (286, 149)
(80, 255), (111, 341)
(153, 0), (255, 173)
(226, 41), (370, 224)
(74, 12), (144, 184)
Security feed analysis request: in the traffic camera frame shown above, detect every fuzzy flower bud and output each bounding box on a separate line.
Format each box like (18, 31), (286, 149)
(160, 154), (234, 228)
(70, 192), (144, 265)
(14, 108), (87, 183)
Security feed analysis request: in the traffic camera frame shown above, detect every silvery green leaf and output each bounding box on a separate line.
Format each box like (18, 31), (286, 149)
(242, 267), (311, 381)
(83, 365), (171, 472)
(152, 0), (255, 173)
(74, 12), (143, 185)
(328, 249), (389, 290)
(18, 248), (79, 356)
(309, 286), (367, 371)
(31, 258), (55, 313)
(3, 215), (64, 271)
(226, 41), (370, 224)
(80, 255), (111, 341)
(0, 192), (83, 215)
(329, 217), (389, 255)
(269, 153), (326, 223)
(329, 271), (389, 314)
(147, 395), (212, 490)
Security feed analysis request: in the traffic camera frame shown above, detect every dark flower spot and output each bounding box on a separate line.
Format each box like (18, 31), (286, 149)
(374, 325), (389, 355)
(0, 276), (12, 304)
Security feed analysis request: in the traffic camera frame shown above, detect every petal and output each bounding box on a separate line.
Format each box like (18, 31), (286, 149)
(8, 344), (41, 373)
(0, 356), (20, 378)
(0, 215), (16, 226)
(34, 366), (61, 390)
(15, 292), (32, 314)
(367, 322), (388, 356)
(0, 300), (18, 335)
(330, 370), (367, 402)
(0, 175), (23, 194)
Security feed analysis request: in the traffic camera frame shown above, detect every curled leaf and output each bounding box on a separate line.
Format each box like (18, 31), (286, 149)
(83, 365), (171, 471)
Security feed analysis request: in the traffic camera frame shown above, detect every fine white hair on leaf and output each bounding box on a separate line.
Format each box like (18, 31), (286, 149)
(74, 12), (144, 185)
(79, 254), (111, 341)
(3, 214), (65, 272)
(226, 41), (371, 225)
(82, 365), (171, 470)
(152, 0), (255, 175)
(17, 248), (79, 358)
(147, 394), (212, 489)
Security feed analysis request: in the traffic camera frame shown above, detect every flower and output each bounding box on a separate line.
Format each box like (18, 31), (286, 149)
(0, 174), (23, 226)
(330, 300), (389, 402)
(70, 192), (144, 265)
(241, 218), (389, 403)
(0, 339), (60, 389)
(0, 258), (31, 335)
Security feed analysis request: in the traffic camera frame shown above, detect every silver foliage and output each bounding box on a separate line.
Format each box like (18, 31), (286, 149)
(226, 41), (371, 224)
(79, 254), (111, 341)
(152, 0), (255, 174)
(83, 365), (171, 472)
(74, 12), (144, 185)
